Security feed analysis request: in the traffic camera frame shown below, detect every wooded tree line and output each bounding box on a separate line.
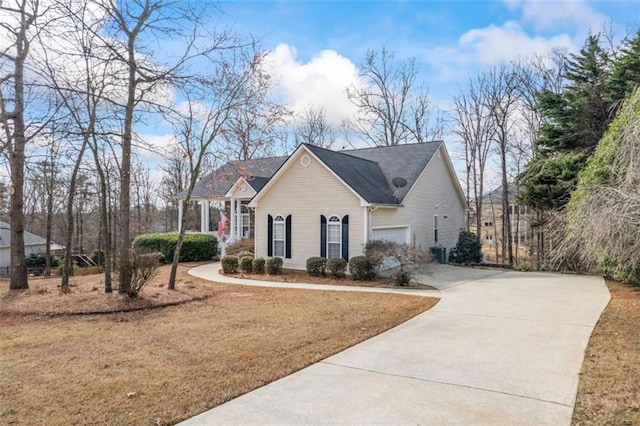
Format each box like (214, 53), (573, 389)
(0, 0), (447, 293)
(0, 0), (285, 292)
(2, 0), (637, 293)
(455, 28), (640, 274)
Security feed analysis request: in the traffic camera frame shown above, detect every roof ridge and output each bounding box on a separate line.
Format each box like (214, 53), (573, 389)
(343, 140), (443, 152)
(228, 155), (289, 165)
(303, 143), (381, 165)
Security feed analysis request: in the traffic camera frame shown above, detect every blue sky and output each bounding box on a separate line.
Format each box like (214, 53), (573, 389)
(208, 0), (638, 119)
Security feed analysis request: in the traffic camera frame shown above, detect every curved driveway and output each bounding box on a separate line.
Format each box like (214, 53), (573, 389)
(184, 264), (610, 425)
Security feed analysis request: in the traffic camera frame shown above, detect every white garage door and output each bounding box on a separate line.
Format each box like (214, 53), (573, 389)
(371, 227), (409, 244)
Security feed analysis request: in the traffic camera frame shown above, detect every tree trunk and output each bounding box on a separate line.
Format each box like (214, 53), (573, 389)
(61, 141), (88, 290)
(44, 167), (54, 276)
(8, 35), (28, 290)
(118, 40), (137, 295)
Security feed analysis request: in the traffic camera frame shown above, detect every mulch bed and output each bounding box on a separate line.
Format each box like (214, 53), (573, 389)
(222, 268), (435, 290)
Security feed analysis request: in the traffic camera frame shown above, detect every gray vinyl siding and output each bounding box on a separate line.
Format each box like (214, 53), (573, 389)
(370, 145), (465, 252)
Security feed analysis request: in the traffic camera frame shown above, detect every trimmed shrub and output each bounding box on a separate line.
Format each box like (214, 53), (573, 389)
(225, 238), (254, 257)
(25, 253), (46, 267)
(132, 232), (217, 263)
(25, 252), (60, 268)
(221, 255), (239, 274)
(349, 256), (376, 281)
(240, 255), (254, 273)
(306, 257), (327, 276)
(393, 270), (412, 287)
(56, 263), (79, 277)
(252, 257), (266, 274)
(326, 258), (347, 278)
(448, 231), (482, 264)
(266, 257), (283, 275)
(90, 249), (106, 266)
(517, 261), (535, 272)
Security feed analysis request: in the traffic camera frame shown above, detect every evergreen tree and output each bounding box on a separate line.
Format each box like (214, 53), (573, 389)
(520, 34), (612, 210)
(606, 29), (640, 108)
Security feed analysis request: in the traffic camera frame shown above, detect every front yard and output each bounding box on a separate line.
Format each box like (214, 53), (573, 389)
(0, 264), (438, 425)
(572, 279), (640, 425)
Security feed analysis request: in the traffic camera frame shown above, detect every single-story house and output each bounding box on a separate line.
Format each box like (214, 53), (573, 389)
(0, 220), (64, 269)
(178, 142), (467, 269)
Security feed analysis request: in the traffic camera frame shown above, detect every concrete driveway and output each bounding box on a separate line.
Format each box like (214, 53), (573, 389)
(182, 265), (610, 425)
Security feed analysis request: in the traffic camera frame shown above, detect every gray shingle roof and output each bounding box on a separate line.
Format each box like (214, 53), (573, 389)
(344, 142), (443, 202)
(0, 220), (64, 249)
(481, 183), (519, 204)
(304, 144), (398, 204)
(178, 156), (287, 199)
(181, 142), (444, 205)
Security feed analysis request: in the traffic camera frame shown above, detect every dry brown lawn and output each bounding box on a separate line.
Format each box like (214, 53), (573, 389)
(572, 279), (640, 425)
(0, 262), (214, 315)
(0, 264), (438, 425)
(224, 268), (435, 290)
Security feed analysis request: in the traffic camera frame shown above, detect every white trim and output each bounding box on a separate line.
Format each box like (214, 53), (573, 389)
(249, 145), (369, 208)
(326, 214), (342, 259)
(371, 224), (411, 230)
(224, 176), (257, 198)
(177, 199), (184, 233)
(273, 214), (286, 257)
(370, 225), (411, 245)
(363, 207), (369, 243)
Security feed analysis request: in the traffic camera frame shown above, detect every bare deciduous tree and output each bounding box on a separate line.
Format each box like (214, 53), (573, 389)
(97, 0), (215, 294)
(0, 0), (54, 289)
(346, 47), (443, 147)
(293, 106), (335, 148)
(453, 73), (496, 237)
(167, 48), (279, 290)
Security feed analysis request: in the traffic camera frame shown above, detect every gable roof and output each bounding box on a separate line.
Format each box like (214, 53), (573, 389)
(0, 220), (64, 249)
(481, 183), (520, 204)
(303, 144), (398, 204)
(178, 156), (287, 199)
(343, 142), (442, 202)
(184, 141), (453, 207)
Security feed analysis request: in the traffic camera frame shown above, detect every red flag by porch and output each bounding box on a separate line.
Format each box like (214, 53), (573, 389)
(217, 211), (228, 238)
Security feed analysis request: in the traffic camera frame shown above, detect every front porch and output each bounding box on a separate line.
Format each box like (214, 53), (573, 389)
(177, 197), (255, 246)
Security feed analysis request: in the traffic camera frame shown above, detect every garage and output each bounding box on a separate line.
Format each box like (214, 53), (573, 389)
(371, 226), (409, 244)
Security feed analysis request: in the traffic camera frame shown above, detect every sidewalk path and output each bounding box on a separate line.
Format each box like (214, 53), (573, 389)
(188, 262), (441, 298)
(183, 264), (610, 425)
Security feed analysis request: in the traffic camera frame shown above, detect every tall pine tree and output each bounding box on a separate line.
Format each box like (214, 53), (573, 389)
(520, 34), (612, 210)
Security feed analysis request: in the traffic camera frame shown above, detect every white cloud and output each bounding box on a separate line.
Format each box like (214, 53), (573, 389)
(459, 21), (574, 64)
(504, 0), (608, 32)
(425, 21), (575, 81)
(266, 43), (362, 126)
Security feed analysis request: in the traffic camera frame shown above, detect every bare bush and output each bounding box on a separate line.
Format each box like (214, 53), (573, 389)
(366, 240), (433, 285)
(127, 251), (161, 298)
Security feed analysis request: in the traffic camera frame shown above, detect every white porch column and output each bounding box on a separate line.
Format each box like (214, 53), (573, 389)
(236, 199), (242, 238)
(205, 200), (210, 233)
(200, 200), (207, 233)
(230, 197), (236, 239)
(177, 199), (184, 233)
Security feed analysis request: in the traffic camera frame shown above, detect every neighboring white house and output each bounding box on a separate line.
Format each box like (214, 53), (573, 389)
(180, 142), (467, 270)
(0, 220), (64, 269)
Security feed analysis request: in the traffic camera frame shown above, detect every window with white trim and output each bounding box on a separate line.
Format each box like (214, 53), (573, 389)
(241, 204), (250, 238)
(273, 215), (285, 257)
(327, 215), (341, 258)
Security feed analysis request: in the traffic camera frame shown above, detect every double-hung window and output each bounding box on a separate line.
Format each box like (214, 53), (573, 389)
(273, 215), (285, 257)
(327, 215), (341, 258)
